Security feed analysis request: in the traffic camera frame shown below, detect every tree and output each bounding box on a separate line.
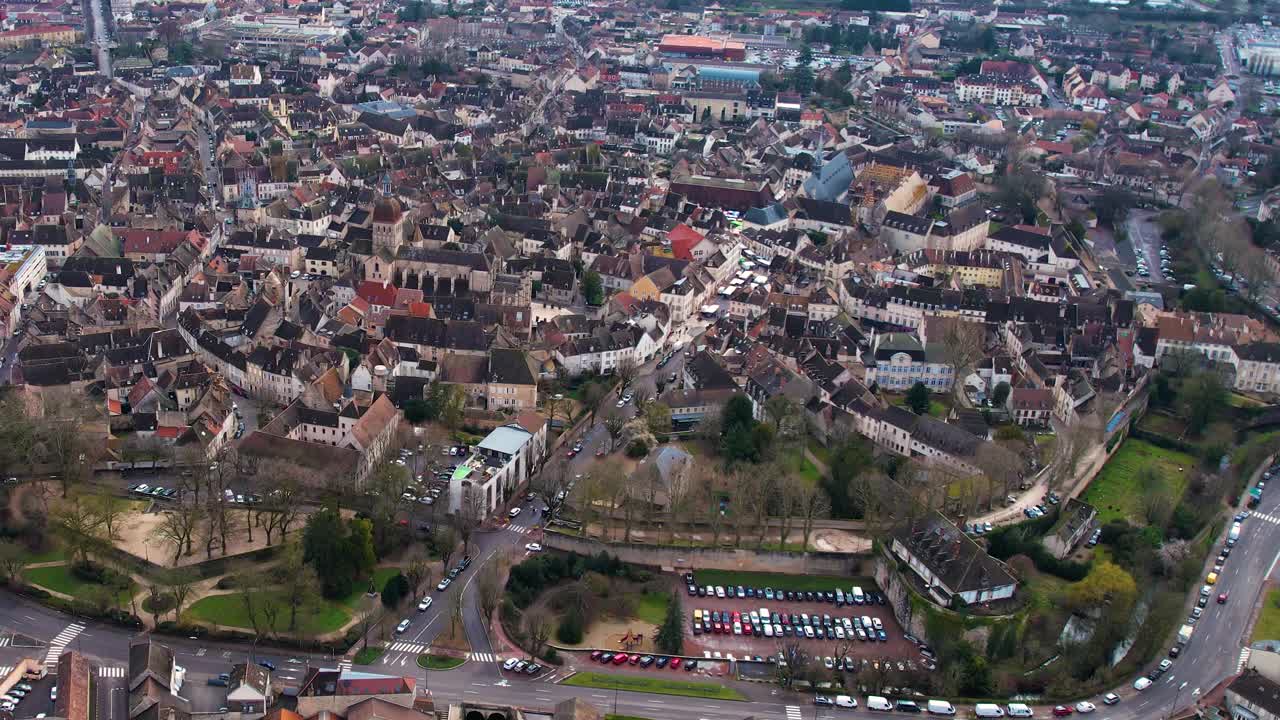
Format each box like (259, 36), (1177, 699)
(905, 382), (931, 416)
(976, 444), (1023, 500)
(1067, 561), (1137, 612)
(543, 394), (564, 429)
(603, 410), (626, 451)
(459, 488), (487, 555)
(582, 270), (604, 305)
(476, 560), (504, 623)
(0, 541), (28, 585)
(433, 525), (458, 572)
(775, 639), (811, 688)
(795, 482), (831, 552)
(35, 389), (101, 498)
(381, 573), (411, 609)
(406, 551), (432, 596)
(935, 318), (985, 398)
(655, 590), (684, 654)
(525, 607), (554, 657)
(992, 381), (1011, 407)
(583, 381), (608, 426)
(644, 402), (671, 435)
(161, 567), (198, 623)
(153, 504), (200, 564)
(615, 356), (639, 394)
(763, 395), (801, 438)
(1180, 370), (1227, 436)
(632, 385), (653, 409)
(303, 506), (373, 599)
(52, 494), (106, 565)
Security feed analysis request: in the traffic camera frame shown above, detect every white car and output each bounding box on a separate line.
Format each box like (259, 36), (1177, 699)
(502, 658), (520, 671)
(616, 400), (626, 408)
(1133, 677), (1152, 691)
(1075, 701), (1096, 713)
(436, 578), (451, 591)
(509, 507), (522, 518)
(395, 619), (411, 634)
(525, 543), (543, 552)
(417, 597), (433, 612)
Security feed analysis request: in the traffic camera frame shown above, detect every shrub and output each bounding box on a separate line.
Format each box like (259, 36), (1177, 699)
(625, 438), (650, 458)
(556, 608), (584, 644)
(381, 573), (411, 609)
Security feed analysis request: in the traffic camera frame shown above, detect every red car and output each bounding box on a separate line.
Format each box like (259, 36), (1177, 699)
(669, 658), (681, 669)
(590, 651), (602, 661)
(1219, 592), (1230, 604)
(612, 653), (628, 665)
(628, 655), (641, 665)
(1053, 706), (1074, 716)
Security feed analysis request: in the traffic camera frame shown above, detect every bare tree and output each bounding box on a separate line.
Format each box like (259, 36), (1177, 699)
(406, 551), (432, 596)
(0, 541), (27, 585)
(153, 505), (200, 564)
(525, 607), (554, 657)
(595, 458), (629, 541)
(280, 542), (321, 634)
(933, 318), (985, 400)
(476, 559), (505, 623)
(976, 444), (1023, 500)
(764, 395), (801, 438)
(795, 481), (831, 552)
(583, 382), (608, 426)
(1242, 250), (1277, 308)
(35, 388), (101, 498)
(631, 385), (653, 409)
(448, 589), (465, 640)
(163, 567), (199, 622)
(434, 525), (458, 573)
(615, 356), (639, 395)
(531, 456), (569, 508)
(51, 494), (106, 565)
(775, 639), (811, 688)
(458, 487), (487, 555)
(603, 410), (626, 451)
(90, 493), (128, 541)
(544, 394), (564, 428)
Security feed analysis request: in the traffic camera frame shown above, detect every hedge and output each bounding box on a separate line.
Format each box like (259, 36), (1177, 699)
(985, 511), (1091, 582)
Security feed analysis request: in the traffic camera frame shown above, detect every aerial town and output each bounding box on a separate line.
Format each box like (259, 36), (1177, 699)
(0, 0), (1278, 718)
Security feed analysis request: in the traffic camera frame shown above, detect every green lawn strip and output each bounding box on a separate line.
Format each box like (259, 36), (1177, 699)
(187, 591), (351, 635)
(1082, 439), (1195, 525)
(807, 440), (833, 467)
(692, 569), (874, 593)
(338, 567), (401, 609)
(1252, 589), (1280, 644)
(562, 672), (746, 701)
(353, 646), (385, 665)
(634, 592), (669, 625)
(418, 654), (465, 670)
(24, 546), (68, 565)
(24, 564), (135, 606)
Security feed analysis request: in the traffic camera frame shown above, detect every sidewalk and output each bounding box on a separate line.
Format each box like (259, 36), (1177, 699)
(973, 437), (1109, 526)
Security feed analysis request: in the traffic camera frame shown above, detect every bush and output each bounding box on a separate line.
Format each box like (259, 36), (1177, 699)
(986, 516), (1090, 582)
(625, 438), (651, 458)
(543, 647), (563, 665)
(556, 608), (584, 644)
(381, 573), (411, 609)
(505, 551), (631, 609)
(215, 575), (240, 590)
(995, 425), (1025, 442)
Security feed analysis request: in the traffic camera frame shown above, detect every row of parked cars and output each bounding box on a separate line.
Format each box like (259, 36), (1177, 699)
(130, 483), (178, 500)
(814, 696), (1120, 716)
(691, 608), (892, 643)
(0, 681), (45, 713)
(500, 658), (544, 675)
(685, 576), (887, 607)
(589, 650), (697, 672)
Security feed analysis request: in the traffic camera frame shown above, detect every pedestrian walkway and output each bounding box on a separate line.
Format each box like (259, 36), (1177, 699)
(338, 660), (351, 673)
(389, 642), (426, 654)
(0, 636), (10, 647)
(1253, 512), (1280, 526)
(44, 623), (85, 667)
(98, 666), (126, 678)
(785, 706), (802, 720)
(467, 652), (496, 663)
(0, 667), (11, 677)
(506, 525), (532, 535)
(1239, 647), (1252, 673)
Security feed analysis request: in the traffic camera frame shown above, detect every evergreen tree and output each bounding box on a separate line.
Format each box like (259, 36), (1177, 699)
(906, 381), (932, 416)
(655, 591), (684, 655)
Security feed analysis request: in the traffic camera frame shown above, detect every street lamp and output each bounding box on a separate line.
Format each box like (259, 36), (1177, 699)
(1166, 680), (1189, 719)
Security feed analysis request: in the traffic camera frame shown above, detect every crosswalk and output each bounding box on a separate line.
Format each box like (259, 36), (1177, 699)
(467, 652), (496, 663)
(98, 667), (126, 678)
(0, 667), (12, 677)
(388, 641), (426, 654)
(337, 660), (352, 673)
(507, 525), (532, 535)
(1240, 647), (1253, 673)
(1253, 512), (1280, 525)
(785, 706), (802, 720)
(45, 623), (85, 667)
(0, 636), (10, 647)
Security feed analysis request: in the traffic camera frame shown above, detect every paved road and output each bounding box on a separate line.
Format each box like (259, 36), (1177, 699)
(1125, 210), (1168, 284)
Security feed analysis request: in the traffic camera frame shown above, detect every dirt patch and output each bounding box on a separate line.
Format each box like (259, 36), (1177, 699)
(811, 530), (870, 553)
(569, 616), (658, 654)
(115, 503), (321, 567)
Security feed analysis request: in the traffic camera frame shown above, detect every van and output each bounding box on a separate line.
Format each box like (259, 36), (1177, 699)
(895, 700), (922, 713)
(851, 586), (865, 604)
(927, 699), (956, 716)
(867, 696), (894, 712)
(835, 696), (857, 709)
(1006, 703), (1033, 717)
(835, 588), (845, 606)
(862, 615), (874, 631)
(760, 607), (770, 620)
(974, 703), (1005, 717)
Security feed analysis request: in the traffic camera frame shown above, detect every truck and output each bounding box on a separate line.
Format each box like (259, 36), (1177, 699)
(1250, 487), (1263, 508)
(1178, 624), (1194, 645)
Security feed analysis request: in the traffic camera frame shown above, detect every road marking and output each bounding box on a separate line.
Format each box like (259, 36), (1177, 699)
(45, 623), (86, 667)
(467, 652), (495, 662)
(0, 667), (12, 677)
(390, 642), (425, 654)
(338, 660), (351, 673)
(1256, 513), (1280, 525)
(0, 637), (9, 647)
(195, 648), (206, 657)
(785, 706), (802, 720)
(97, 667), (126, 678)
(1240, 647), (1253, 672)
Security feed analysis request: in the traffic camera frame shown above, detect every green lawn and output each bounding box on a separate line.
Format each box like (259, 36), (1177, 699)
(418, 654), (465, 670)
(634, 592), (670, 625)
(24, 546), (68, 565)
(338, 568), (401, 609)
(353, 646), (385, 665)
(1082, 439), (1196, 525)
(692, 569), (873, 593)
(779, 448), (824, 487)
(1253, 589), (1280, 644)
(24, 565), (135, 606)
(187, 591), (351, 635)
(562, 672), (747, 701)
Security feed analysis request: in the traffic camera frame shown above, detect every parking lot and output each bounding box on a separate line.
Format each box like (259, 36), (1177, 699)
(682, 581), (922, 666)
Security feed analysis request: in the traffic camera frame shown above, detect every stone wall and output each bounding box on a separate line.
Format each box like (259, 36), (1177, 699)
(542, 530), (870, 576)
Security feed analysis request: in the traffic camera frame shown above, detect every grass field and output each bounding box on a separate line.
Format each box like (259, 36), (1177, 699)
(780, 448), (823, 486)
(1082, 439), (1196, 525)
(353, 646), (385, 665)
(563, 672), (747, 701)
(1253, 589), (1280, 644)
(24, 546), (68, 565)
(188, 590), (352, 635)
(634, 592), (670, 625)
(693, 569), (874, 593)
(418, 654), (465, 670)
(24, 565), (135, 606)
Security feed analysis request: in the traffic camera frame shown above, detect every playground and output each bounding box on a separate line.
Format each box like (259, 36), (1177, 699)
(571, 617), (659, 654)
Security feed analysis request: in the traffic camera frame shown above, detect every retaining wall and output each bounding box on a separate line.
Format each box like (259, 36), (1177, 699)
(542, 530), (870, 575)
